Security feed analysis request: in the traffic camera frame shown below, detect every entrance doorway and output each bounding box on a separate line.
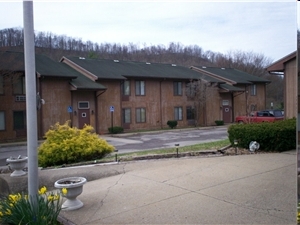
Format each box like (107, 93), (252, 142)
(222, 100), (232, 123)
(77, 101), (90, 129)
(78, 109), (90, 129)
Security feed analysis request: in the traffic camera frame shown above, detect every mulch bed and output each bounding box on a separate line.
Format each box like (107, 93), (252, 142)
(0, 148), (273, 174)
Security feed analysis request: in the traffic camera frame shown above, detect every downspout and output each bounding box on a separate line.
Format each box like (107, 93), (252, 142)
(231, 92), (234, 123)
(264, 83), (267, 109)
(95, 90), (106, 134)
(120, 80), (125, 129)
(70, 89), (73, 128)
(245, 84), (250, 123)
(37, 74), (42, 139)
(160, 79), (163, 129)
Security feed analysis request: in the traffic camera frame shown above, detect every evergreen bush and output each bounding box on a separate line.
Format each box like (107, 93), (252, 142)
(38, 121), (114, 167)
(228, 118), (296, 152)
(215, 120), (224, 126)
(108, 126), (124, 134)
(167, 120), (178, 129)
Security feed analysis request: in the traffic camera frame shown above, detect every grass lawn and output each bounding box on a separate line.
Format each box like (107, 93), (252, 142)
(97, 139), (230, 163)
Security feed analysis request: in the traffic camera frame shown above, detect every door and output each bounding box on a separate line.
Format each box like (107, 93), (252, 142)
(222, 100), (232, 123)
(78, 109), (90, 129)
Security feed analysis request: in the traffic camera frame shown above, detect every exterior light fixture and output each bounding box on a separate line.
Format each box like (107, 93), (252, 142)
(234, 139), (238, 155)
(114, 149), (118, 162)
(175, 144), (180, 157)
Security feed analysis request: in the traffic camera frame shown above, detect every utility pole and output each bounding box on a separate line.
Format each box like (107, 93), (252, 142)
(23, 0), (39, 197)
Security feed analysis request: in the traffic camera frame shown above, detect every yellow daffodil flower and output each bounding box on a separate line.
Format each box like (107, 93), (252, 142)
(62, 188), (68, 195)
(38, 186), (47, 195)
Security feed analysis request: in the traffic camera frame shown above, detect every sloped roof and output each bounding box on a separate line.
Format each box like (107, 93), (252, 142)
(36, 55), (78, 78)
(70, 74), (106, 90)
(62, 57), (223, 83)
(0, 51), (77, 78)
(191, 66), (270, 84)
(266, 51), (296, 73)
(0, 51), (106, 91)
(219, 83), (244, 92)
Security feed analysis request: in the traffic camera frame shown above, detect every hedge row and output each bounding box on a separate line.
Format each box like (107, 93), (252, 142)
(228, 118), (296, 152)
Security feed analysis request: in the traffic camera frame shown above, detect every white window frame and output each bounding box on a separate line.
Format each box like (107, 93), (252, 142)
(250, 84), (257, 96)
(174, 107), (183, 121)
(78, 101), (90, 109)
(174, 81), (182, 96)
(136, 108), (146, 123)
(135, 81), (145, 96)
(122, 80), (130, 96)
(122, 108), (131, 123)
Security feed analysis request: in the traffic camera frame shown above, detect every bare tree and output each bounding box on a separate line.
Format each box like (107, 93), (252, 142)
(186, 78), (218, 126)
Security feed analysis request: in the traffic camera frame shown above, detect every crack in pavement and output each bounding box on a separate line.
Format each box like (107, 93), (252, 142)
(95, 163), (295, 223)
(85, 163), (127, 224)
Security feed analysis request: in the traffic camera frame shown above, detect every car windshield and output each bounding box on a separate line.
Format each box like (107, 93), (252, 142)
(270, 110), (283, 117)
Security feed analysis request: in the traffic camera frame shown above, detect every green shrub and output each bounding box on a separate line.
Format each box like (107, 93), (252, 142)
(167, 120), (178, 129)
(228, 118), (296, 152)
(108, 126), (124, 134)
(215, 120), (224, 126)
(38, 121), (114, 167)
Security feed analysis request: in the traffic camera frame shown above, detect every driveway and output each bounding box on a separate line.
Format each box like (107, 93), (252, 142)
(103, 126), (228, 153)
(0, 126), (229, 166)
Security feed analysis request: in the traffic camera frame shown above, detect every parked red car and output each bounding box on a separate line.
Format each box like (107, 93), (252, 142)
(235, 110), (284, 124)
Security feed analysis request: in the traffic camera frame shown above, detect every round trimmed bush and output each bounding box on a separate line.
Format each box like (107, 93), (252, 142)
(38, 121), (114, 167)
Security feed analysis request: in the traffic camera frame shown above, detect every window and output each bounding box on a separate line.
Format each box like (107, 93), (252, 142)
(174, 81), (182, 96)
(250, 84), (256, 96)
(135, 81), (145, 95)
(0, 111), (5, 130)
(186, 106), (195, 120)
(136, 108), (146, 123)
(122, 80), (130, 96)
(122, 108), (131, 123)
(0, 75), (4, 94)
(222, 100), (229, 106)
(13, 76), (25, 95)
(13, 111), (26, 130)
(174, 107), (183, 120)
(78, 101), (89, 109)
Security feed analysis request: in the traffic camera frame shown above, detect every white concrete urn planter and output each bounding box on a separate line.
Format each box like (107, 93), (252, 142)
(54, 177), (87, 211)
(6, 156), (28, 177)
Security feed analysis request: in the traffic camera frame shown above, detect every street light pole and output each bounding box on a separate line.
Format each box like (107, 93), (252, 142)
(23, 0), (39, 197)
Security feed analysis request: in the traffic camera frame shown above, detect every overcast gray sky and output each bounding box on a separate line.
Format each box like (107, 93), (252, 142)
(0, 0), (296, 62)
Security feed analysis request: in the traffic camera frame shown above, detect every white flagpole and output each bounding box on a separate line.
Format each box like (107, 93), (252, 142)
(23, 0), (39, 197)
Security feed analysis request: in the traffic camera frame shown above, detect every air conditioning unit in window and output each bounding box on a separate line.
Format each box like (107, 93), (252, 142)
(16, 95), (26, 102)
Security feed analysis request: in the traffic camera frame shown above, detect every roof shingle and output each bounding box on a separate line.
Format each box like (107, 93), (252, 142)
(63, 57), (224, 82)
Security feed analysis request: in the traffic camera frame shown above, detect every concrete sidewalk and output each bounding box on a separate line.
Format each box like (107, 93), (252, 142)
(55, 151), (296, 225)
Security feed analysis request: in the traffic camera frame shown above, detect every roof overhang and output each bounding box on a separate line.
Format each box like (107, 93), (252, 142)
(190, 66), (237, 85)
(60, 56), (99, 81)
(266, 51), (296, 73)
(219, 83), (244, 93)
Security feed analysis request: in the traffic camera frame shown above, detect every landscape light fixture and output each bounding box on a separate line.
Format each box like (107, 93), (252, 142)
(175, 143), (180, 157)
(234, 139), (238, 155)
(114, 149), (118, 162)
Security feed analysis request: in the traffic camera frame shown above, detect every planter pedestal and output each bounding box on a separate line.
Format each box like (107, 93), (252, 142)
(6, 156), (28, 177)
(54, 177), (87, 211)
